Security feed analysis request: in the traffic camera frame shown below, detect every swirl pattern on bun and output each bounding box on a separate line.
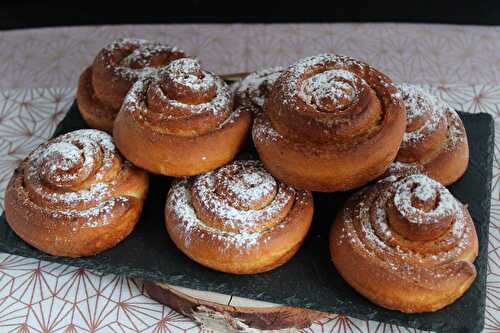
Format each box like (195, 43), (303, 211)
(4, 129), (149, 257)
(77, 38), (186, 132)
(165, 160), (313, 274)
(113, 58), (252, 176)
(253, 54), (406, 192)
(392, 84), (469, 185)
(330, 173), (478, 313)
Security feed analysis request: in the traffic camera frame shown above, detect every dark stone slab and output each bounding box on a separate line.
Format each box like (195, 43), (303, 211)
(0, 103), (493, 332)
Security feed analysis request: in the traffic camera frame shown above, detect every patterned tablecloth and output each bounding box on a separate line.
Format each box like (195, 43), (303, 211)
(0, 24), (499, 332)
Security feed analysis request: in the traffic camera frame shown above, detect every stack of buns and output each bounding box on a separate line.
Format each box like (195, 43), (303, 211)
(4, 38), (476, 313)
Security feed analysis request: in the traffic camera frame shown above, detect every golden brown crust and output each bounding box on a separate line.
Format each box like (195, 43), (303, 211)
(4, 129), (149, 257)
(330, 174), (478, 313)
(77, 67), (119, 131)
(253, 54), (406, 192)
(76, 38), (186, 132)
(164, 160), (314, 274)
(395, 84), (469, 185)
(113, 58), (252, 176)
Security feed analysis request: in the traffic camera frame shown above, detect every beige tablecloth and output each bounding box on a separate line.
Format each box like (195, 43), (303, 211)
(0, 24), (499, 332)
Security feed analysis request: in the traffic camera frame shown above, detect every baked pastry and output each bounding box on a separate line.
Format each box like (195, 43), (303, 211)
(165, 159), (314, 274)
(253, 54), (406, 192)
(394, 84), (469, 185)
(77, 38), (186, 132)
(330, 173), (478, 313)
(235, 66), (285, 114)
(4, 129), (149, 257)
(113, 58), (252, 176)
(382, 160), (427, 179)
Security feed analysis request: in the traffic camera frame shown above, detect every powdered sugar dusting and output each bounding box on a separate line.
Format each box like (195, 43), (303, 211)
(168, 181), (261, 250)
(336, 173), (475, 280)
(122, 60), (234, 130)
(38, 142), (82, 183)
(220, 162), (276, 208)
(394, 175), (458, 224)
(163, 78), (228, 116)
(166, 160), (303, 253)
(414, 181), (434, 201)
(252, 113), (283, 144)
(107, 38), (182, 54)
(383, 161), (425, 181)
(266, 54), (402, 144)
(281, 54), (367, 108)
(398, 84), (464, 148)
(299, 69), (364, 111)
(20, 129), (131, 223)
(166, 58), (215, 94)
(101, 38), (186, 80)
(396, 84), (467, 169)
(236, 66), (284, 109)
(444, 103), (466, 149)
(192, 164), (293, 229)
(397, 84), (436, 124)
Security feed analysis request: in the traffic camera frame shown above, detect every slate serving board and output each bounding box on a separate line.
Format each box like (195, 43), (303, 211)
(0, 103), (494, 332)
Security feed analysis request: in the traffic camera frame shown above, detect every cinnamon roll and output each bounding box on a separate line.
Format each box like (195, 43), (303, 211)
(253, 54), (406, 192)
(165, 160), (313, 274)
(4, 129), (149, 257)
(77, 38), (186, 132)
(330, 173), (478, 313)
(113, 58), (252, 176)
(394, 84), (469, 185)
(235, 67), (285, 115)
